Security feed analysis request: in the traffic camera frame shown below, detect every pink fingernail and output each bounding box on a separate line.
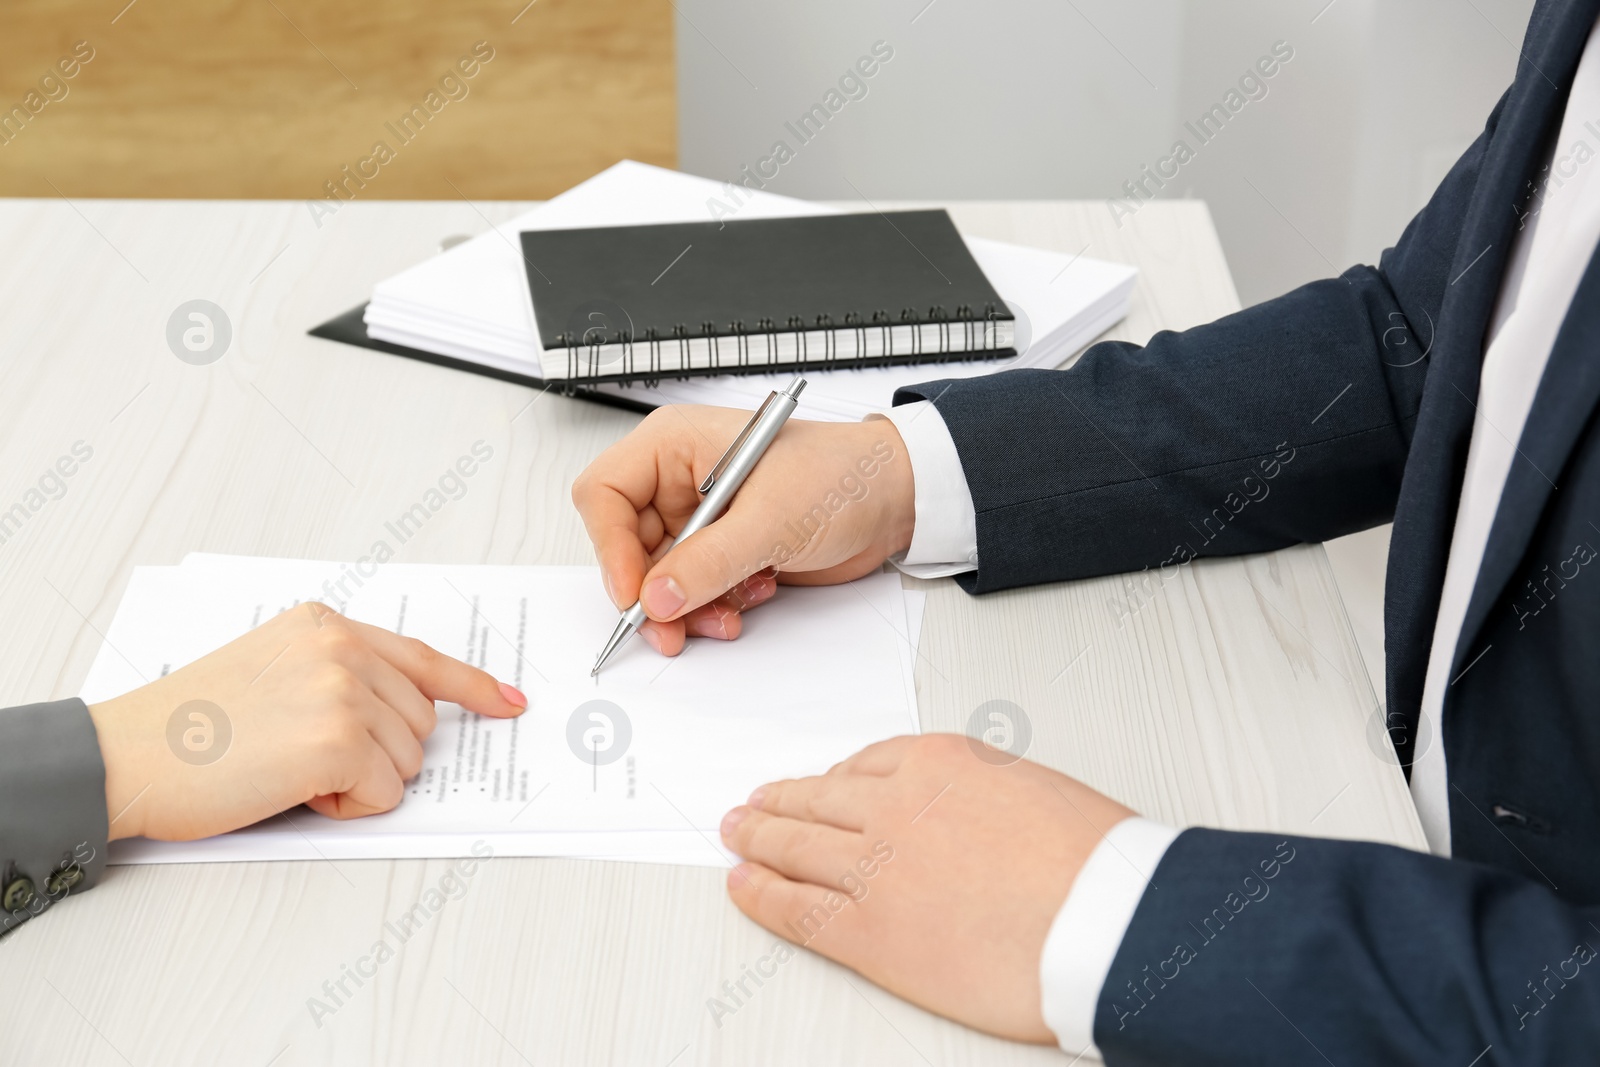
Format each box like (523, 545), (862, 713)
(747, 786), (767, 809)
(640, 627), (664, 653)
(642, 576), (687, 618)
(498, 682), (527, 709)
(721, 806), (749, 838)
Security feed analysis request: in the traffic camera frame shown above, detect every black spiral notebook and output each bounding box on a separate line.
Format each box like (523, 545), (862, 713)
(522, 209), (1016, 384)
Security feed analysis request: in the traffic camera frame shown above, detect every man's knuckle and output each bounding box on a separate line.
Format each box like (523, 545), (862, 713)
(317, 664), (365, 706)
(774, 826), (812, 869)
(800, 790), (822, 822)
(314, 624), (360, 659)
(744, 815), (777, 853)
(294, 601), (335, 633)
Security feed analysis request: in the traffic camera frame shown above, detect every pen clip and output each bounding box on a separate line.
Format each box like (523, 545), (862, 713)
(699, 390), (779, 494)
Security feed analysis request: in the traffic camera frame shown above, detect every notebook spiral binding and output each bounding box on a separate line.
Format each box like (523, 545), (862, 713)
(555, 301), (1014, 390)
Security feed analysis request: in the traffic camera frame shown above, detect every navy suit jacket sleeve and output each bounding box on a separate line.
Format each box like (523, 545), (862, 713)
(893, 89), (1509, 596)
(1097, 829), (1600, 1064)
(891, 87), (1599, 1062)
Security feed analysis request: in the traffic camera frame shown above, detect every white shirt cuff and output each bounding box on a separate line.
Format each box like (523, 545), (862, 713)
(872, 401), (979, 578)
(1039, 817), (1180, 1060)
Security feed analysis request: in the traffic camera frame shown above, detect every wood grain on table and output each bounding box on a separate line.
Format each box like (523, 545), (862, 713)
(0, 196), (1421, 1065)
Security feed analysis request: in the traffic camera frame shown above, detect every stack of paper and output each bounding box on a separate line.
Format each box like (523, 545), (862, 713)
(80, 555), (925, 869)
(363, 161), (1138, 422)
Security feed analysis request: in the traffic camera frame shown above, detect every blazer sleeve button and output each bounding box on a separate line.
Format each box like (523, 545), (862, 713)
(46, 865), (85, 897)
(2, 876), (36, 913)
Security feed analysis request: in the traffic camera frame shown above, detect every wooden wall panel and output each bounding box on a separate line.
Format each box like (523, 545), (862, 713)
(0, 0), (675, 199)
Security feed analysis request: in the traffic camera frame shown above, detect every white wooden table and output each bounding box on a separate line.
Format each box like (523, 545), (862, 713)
(0, 195), (1424, 1065)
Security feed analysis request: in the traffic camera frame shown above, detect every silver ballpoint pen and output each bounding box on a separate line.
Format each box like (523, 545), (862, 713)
(591, 375), (808, 676)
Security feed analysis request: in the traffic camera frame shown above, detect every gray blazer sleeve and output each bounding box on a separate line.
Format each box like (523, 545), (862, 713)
(0, 698), (109, 936)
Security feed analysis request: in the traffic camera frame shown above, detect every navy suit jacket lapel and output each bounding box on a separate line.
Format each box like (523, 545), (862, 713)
(1441, 1), (1600, 674)
(1384, 0), (1596, 752)
(1454, 245), (1600, 672)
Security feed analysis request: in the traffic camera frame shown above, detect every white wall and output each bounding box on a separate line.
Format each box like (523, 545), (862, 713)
(675, 0), (1535, 306)
(676, 0), (1539, 701)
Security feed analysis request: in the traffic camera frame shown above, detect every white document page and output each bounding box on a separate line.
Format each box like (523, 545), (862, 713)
(81, 558), (922, 868)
